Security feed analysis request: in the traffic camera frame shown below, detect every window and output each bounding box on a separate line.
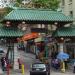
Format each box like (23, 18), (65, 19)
(32, 64), (46, 68)
(69, 0), (72, 2)
(70, 11), (73, 17)
(69, 11), (73, 26)
(62, 0), (65, 6)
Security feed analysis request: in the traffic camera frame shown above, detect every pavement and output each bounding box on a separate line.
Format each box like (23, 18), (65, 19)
(51, 70), (75, 75)
(3, 70), (29, 75)
(0, 68), (3, 75)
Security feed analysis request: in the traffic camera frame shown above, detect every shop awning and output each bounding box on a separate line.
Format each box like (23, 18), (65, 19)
(22, 32), (39, 41)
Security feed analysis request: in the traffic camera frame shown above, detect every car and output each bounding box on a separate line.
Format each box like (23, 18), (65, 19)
(30, 62), (50, 75)
(0, 48), (5, 59)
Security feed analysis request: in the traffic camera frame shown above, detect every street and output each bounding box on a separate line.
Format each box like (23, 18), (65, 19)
(0, 50), (36, 75)
(0, 51), (75, 75)
(0, 50), (75, 75)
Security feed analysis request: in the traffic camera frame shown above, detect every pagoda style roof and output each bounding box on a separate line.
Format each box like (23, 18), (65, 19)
(3, 8), (73, 24)
(0, 25), (24, 38)
(53, 27), (75, 37)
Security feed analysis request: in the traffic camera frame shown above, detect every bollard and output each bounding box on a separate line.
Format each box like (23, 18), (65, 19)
(61, 61), (65, 73)
(21, 64), (25, 75)
(7, 64), (10, 75)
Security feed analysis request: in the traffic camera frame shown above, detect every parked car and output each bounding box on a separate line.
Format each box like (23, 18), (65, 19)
(0, 48), (5, 59)
(30, 62), (50, 75)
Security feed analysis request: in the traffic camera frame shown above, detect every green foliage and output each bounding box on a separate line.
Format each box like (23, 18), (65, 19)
(0, 7), (13, 21)
(15, 0), (60, 10)
(31, 0), (60, 10)
(5, 7), (13, 15)
(14, 2), (20, 7)
(15, 0), (23, 7)
(16, 0), (22, 4)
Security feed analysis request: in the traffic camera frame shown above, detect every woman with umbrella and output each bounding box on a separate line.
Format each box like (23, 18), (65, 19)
(57, 51), (69, 72)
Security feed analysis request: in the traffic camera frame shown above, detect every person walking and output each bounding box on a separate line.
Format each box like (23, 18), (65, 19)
(1, 57), (7, 71)
(45, 59), (50, 75)
(18, 58), (22, 69)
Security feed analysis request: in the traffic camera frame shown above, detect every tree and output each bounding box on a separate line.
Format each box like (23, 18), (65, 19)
(16, 0), (22, 4)
(12, 0), (22, 7)
(15, 0), (60, 10)
(5, 7), (13, 15)
(0, 8), (6, 20)
(0, 7), (13, 21)
(25, 0), (60, 10)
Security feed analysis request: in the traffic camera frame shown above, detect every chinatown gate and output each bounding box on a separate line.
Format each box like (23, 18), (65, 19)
(1, 8), (73, 69)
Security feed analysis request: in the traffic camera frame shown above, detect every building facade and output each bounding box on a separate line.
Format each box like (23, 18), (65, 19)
(59, 0), (75, 59)
(0, 0), (15, 8)
(22, 0), (31, 4)
(60, 0), (75, 24)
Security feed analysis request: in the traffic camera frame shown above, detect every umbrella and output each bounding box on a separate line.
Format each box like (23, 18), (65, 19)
(57, 52), (69, 61)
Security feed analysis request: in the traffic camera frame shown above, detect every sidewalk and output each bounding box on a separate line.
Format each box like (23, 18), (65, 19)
(51, 70), (75, 75)
(19, 51), (35, 59)
(0, 68), (3, 75)
(3, 69), (29, 75)
(2, 69), (75, 75)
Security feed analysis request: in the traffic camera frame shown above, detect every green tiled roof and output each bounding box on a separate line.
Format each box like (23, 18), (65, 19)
(4, 9), (73, 22)
(53, 27), (75, 37)
(0, 26), (24, 37)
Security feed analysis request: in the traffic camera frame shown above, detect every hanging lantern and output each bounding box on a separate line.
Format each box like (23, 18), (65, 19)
(6, 21), (11, 27)
(17, 38), (20, 42)
(18, 24), (22, 29)
(22, 21), (25, 24)
(6, 21), (10, 24)
(22, 26), (27, 31)
(58, 37), (64, 43)
(54, 22), (58, 25)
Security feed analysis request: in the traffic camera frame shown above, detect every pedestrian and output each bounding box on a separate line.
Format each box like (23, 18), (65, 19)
(73, 62), (75, 73)
(52, 59), (60, 70)
(45, 59), (50, 75)
(1, 57), (7, 71)
(64, 59), (68, 69)
(18, 58), (21, 69)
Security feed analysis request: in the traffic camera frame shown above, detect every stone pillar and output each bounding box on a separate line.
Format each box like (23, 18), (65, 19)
(58, 38), (65, 72)
(58, 38), (64, 52)
(59, 43), (64, 52)
(14, 43), (19, 70)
